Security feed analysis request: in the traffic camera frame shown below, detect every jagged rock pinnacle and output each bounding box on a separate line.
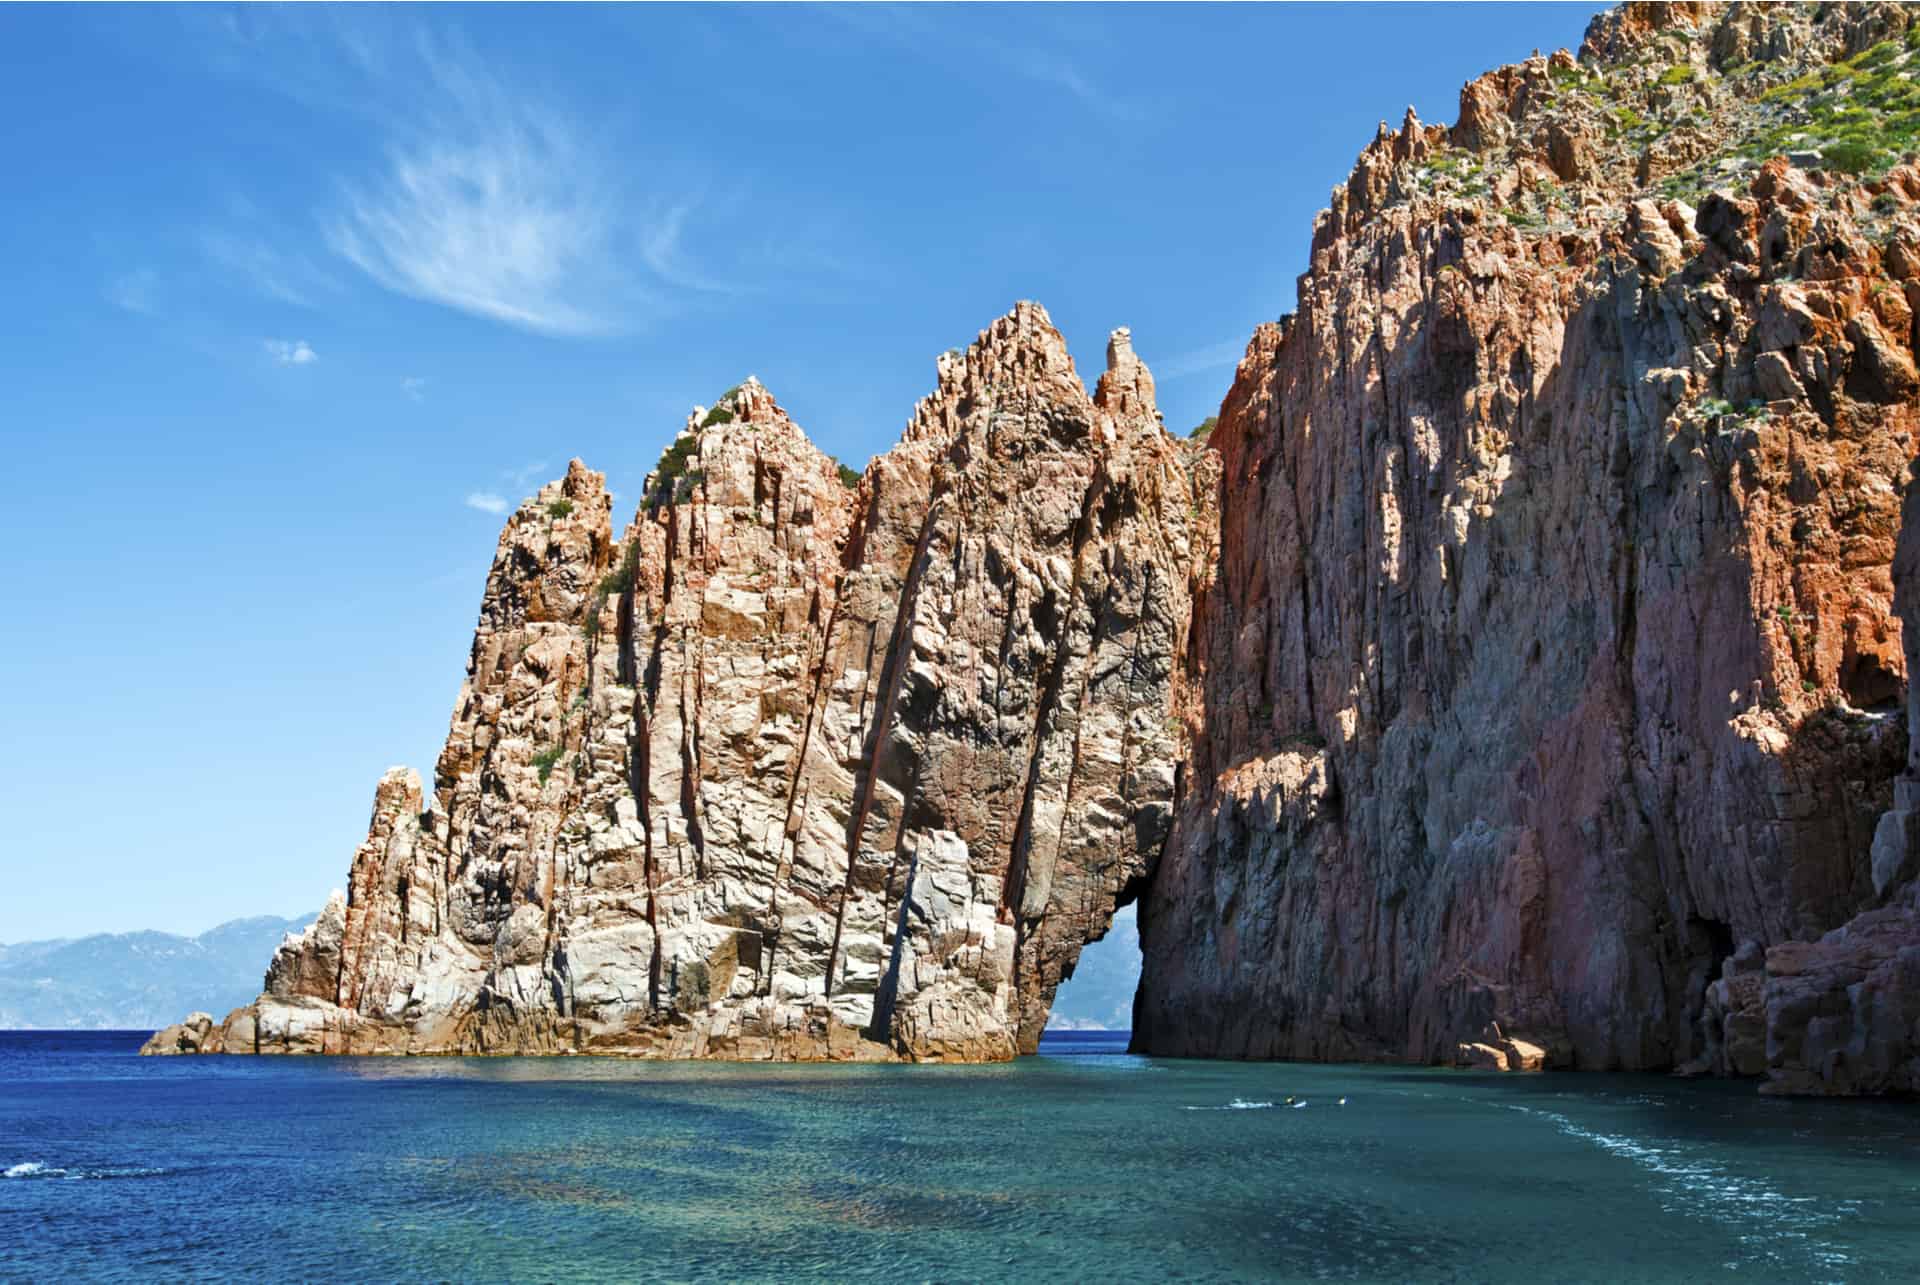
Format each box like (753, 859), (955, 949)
(151, 302), (1195, 1062)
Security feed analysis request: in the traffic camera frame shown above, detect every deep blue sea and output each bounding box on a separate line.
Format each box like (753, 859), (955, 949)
(5, 1030), (1920, 1281)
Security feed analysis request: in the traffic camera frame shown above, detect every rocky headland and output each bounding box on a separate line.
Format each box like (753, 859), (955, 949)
(150, 308), (1196, 1062)
(150, 2), (1920, 1096)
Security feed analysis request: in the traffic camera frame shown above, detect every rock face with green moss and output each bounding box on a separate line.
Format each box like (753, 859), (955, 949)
(150, 305), (1197, 1060)
(148, 2), (1920, 1095)
(1136, 0), (1920, 1096)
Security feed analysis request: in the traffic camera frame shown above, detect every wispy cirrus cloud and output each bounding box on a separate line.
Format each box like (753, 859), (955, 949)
(463, 461), (551, 515)
(401, 376), (429, 402)
(999, 47), (1144, 122)
(192, 13), (731, 337)
(1157, 338), (1246, 380)
(264, 338), (319, 366)
(505, 461), (552, 491)
(201, 231), (341, 308)
(107, 269), (160, 316)
(637, 201), (740, 296)
(463, 492), (510, 515)
(326, 108), (632, 336)
(815, 5), (1147, 123)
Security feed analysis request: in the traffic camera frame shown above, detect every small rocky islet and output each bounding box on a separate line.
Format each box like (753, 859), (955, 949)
(151, 1), (1920, 1098)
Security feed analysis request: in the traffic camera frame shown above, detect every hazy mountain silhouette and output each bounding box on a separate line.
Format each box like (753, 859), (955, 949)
(0, 914), (315, 1029)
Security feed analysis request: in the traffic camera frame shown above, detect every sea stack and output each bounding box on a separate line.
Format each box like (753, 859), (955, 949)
(153, 304), (1196, 1061)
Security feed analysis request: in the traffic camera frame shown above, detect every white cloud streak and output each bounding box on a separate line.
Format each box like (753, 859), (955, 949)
(1000, 48), (1144, 122)
(264, 338), (319, 366)
(192, 10), (836, 337)
(638, 201), (740, 295)
(1157, 339), (1246, 380)
(464, 492), (510, 515)
(328, 122), (620, 336)
(107, 269), (159, 316)
(462, 461), (552, 515)
(201, 232), (340, 308)
(816, 5), (1143, 123)
(506, 461), (551, 491)
(315, 31), (676, 335)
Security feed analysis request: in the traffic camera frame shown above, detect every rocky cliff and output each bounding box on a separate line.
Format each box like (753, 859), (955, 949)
(1136, 0), (1920, 1095)
(150, 2), (1920, 1095)
(147, 305), (1196, 1061)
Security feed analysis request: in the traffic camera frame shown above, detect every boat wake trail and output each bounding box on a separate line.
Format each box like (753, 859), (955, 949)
(6, 1160), (168, 1181)
(1502, 1104), (1857, 1278)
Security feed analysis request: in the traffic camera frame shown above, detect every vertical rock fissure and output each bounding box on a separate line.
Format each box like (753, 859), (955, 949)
(990, 535), (1024, 864)
(634, 617), (669, 1014)
(1017, 579), (1115, 1045)
(1005, 467), (1107, 935)
(867, 835), (922, 1042)
(680, 638), (709, 883)
(824, 486), (946, 999)
(762, 579), (846, 993)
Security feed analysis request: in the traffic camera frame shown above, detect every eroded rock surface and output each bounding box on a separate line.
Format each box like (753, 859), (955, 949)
(138, 1012), (218, 1056)
(1752, 477), (1920, 1095)
(1136, 2), (1920, 1092)
(152, 3), (1920, 1094)
(169, 305), (1194, 1061)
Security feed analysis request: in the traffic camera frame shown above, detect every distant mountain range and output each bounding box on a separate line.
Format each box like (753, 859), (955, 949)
(0, 914), (315, 1030)
(1, 904), (1136, 1034)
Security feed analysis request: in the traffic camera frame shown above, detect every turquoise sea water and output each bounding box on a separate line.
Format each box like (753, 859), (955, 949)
(4, 1030), (1920, 1282)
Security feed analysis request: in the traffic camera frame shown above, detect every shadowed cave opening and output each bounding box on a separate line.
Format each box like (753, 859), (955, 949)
(1841, 652), (1903, 712)
(1046, 903), (1143, 1033)
(1687, 914), (1738, 1031)
(1693, 915), (1736, 981)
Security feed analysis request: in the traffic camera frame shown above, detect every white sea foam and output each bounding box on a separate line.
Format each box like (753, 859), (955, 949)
(1504, 1104), (1857, 1276)
(1181, 1098), (1275, 1111)
(4, 1161), (165, 1181)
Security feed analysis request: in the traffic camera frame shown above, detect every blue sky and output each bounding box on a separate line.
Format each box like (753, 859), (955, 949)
(0, 2), (1593, 941)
